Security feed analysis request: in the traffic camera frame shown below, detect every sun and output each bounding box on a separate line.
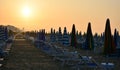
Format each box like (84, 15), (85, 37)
(22, 6), (31, 17)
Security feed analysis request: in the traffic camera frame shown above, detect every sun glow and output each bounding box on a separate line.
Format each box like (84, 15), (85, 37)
(22, 6), (31, 17)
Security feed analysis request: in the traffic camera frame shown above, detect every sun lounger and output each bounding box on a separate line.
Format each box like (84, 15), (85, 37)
(0, 58), (4, 63)
(53, 50), (82, 66)
(0, 58), (4, 61)
(0, 64), (3, 67)
(37, 42), (83, 67)
(35, 41), (101, 70)
(101, 62), (114, 70)
(71, 55), (101, 70)
(0, 58), (4, 68)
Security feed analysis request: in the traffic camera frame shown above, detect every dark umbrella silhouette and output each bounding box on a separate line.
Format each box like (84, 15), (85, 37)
(84, 22), (94, 50)
(104, 18), (116, 55)
(57, 27), (62, 43)
(4, 27), (8, 41)
(50, 28), (56, 42)
(70, 24), (77, 48)
(63, 27), (69, 46)
(114, 29), (118, 47)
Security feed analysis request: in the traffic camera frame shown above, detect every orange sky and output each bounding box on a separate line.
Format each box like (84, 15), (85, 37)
(0, 0), (120, 34)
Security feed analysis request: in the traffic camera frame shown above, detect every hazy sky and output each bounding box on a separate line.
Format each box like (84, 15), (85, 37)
(0, 0), (120, 34)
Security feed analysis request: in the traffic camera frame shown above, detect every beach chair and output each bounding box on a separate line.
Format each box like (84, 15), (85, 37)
(36, 41), (55, 55)
(0, 64), (3, 68)
(52, 48), (82, 66)
(34, 40), (43, 48)
(41, 44), (54, 54)
(4, 43), (12, 55)
(0, 58), (4, 64)
(101, 62), (114, 70)
(0, 57), (4, 67)
(80, 56), (98, 69)
(39, 42), (79, 61)
(37, 42), (60, 56)
(6, 38), (13, 43)
(71, 55), (100, 70)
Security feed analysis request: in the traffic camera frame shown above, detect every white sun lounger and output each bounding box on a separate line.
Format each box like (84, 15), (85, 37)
(0, 64), (3, 67)
(101, 62), (114, 70)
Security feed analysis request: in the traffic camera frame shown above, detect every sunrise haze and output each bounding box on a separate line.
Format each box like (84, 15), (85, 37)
(0, 0), (120, 34)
